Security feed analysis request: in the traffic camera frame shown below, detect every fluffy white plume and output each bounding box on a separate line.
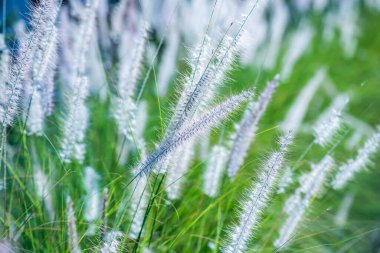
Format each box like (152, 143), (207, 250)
(0, 58), (25, 126)
(167, 33), (239, 135)
(227, 76), (279, 179)
(223, 134), (293, 253)
(264, 0), (289, 70)
(33, 25), (58, 84)
(178, 0), (214, 43)
(110, 0), (128, 40)
(337, 0), (359, 58)
(40, 51), (57, 117)
(58, 6), (76, 85)
(161, 34), (235, 185)
(67, 197), (81, 253)
(277, 167), (293, 194)
(135, 90), (252, 176)
(298, 156), (334, 201)
(1, 23), (30, 127)
(84, 167), (101, 222)
(72, 0), (100, 77)
(100, 231), (124, 253)
(60, 76), (89, 163)
(281, 69), (326, 134)
(117, 25), (146, 100)
(114, 97), (138, 142)
(136, 101), (148, 141)
(59, 0), (99, 162)
(129, 175), (150, 239)
(239, 1), (268, 65)
(157, 29), (180, 96)
(114, 25), (147, 143)
(198, 35), (239, 115)
(24, 0), (59, 134)
(275, 155), (334, 249)
(165, 140), (195, 200)
(313, 94), (349, 147)
(159, 35), (218, 177)
(332, 127), (380, 189)
(166, 36), (213, 134)
(26, 90), (44, 136)
(34, 167), (54, 219)
(0, 34), (10, 105)
(281, 23), (314, 80)
(274, 206), (305, 250)
(203, 145), (229, 197)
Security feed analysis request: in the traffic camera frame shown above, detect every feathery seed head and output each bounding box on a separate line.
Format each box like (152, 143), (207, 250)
(299, 155), (334, 196)
(136, 90), (252, 177)
(0, 2), (63, 127)
(0, 34), (9, 103)
(118, 24), (147, 99)
(277, 167), (293, 194)
(26, 90), (45, 136)
(227, 76), (279, 179)
(129, 175), (149, 239)
(34, 167), (49, 198)
(332, 127), (380, 189)
(60, 76), (89, 163)
(67, 197), (81, 253)
(100, 231), (124, 253)
(313, 95), (349, 147)
(167, 32), (241, 135)
(278, 132), (293, 153)
(277, 155), (334, 249)
(203, 145), (229, 197)
(114, 97), (137, 142)
(0, 62), (24, 127)
(281, 23), (314, 79)
(34, 167), (54, 219)
(165, 141), (195, 200)
(222, 132), (292, 253)
(33, 26), (58, 84)
(281, 68), (326, 134)
(84, 167), (101, 222)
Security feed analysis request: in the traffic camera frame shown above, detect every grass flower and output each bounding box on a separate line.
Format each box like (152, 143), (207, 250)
(60, 76), (89, 163)
(313, 94), (349, 147)
(135, 90), (252, 176)
(83, 167), (101, 223)
(332, 127), (380, 189)
(100, 231), (124, 253)
(275, 155), (334, 249)
(129, 175), (150, 239)
(203, 145), (229, 197)
(67, 197), (81, 253)
(227, 76), (279, 179)
(281, 68), (326, 134)
(223, 133), (293, 253)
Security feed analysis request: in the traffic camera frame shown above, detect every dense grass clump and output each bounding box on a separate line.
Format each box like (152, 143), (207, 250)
(1, 0), (380, 252)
